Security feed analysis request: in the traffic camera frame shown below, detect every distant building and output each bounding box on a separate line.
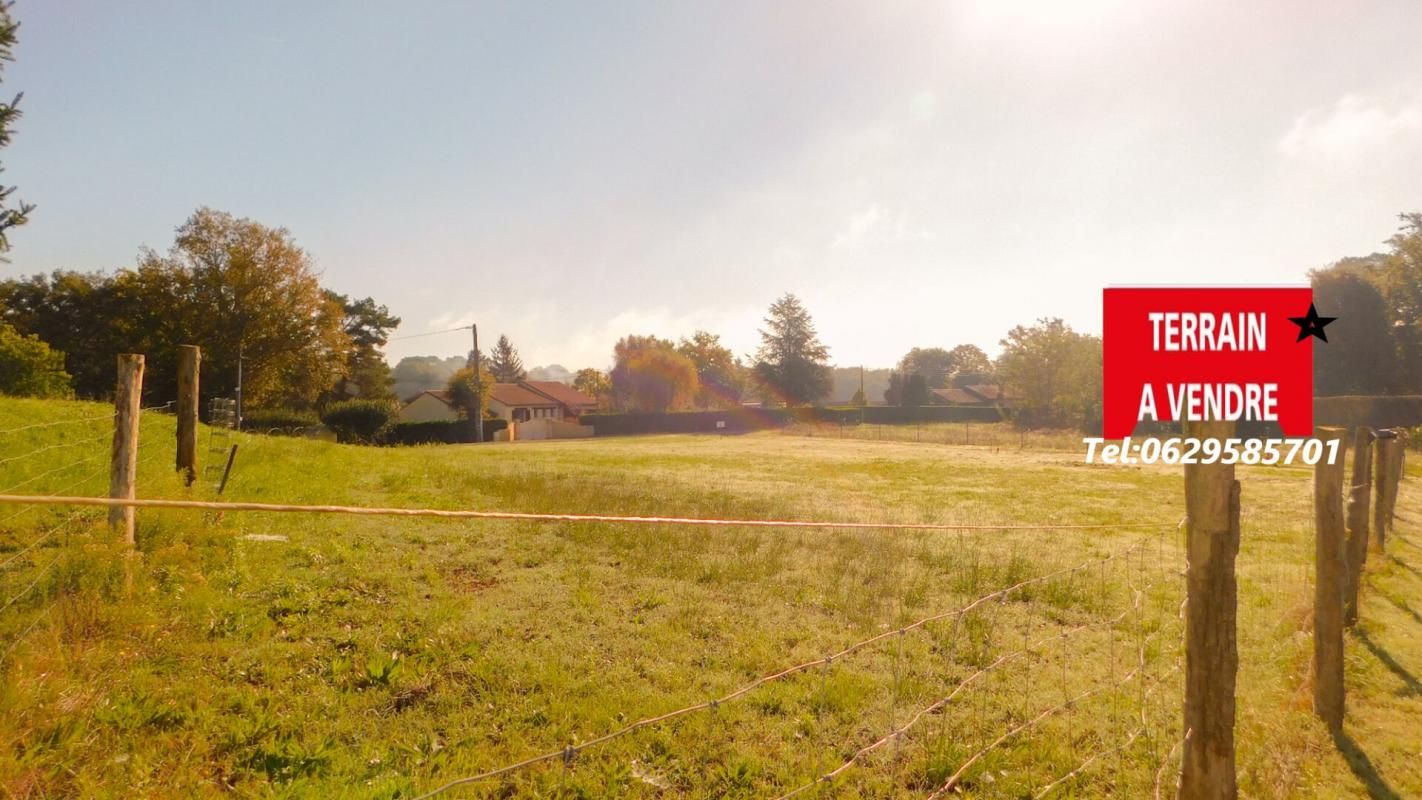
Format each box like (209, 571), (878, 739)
(931, 375), (1008, 407)
(400, 390), (459, 422)
(398, 381), (596, 424)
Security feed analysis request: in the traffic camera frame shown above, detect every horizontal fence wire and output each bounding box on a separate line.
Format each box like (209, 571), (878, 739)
(775, 534), (1172, 800)
(0, 411), (115, 437)
(0, 493), (1178, 533)
(409, 533), (1166, 800)
(0, 439), (114, 496)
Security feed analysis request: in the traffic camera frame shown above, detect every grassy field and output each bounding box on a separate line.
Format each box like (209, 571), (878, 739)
(1, 397), (1419, 798)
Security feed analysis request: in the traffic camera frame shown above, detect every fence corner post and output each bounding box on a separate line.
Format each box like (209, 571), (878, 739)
(1312, 426), (1347, 731)
(176, 345), (200, 486)
(1178, 418), (1239, 800)
(1344, 427), (1373, 628)
(109, 353), (145, 546)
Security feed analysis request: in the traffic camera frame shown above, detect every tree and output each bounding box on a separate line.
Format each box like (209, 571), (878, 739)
(678, 330), (744, 408)
(1374, 213), (1422, 391)
(139, 207), (351, 409)
(609, 335), (699, 411)
(945, 344), (993, 381)
(995, 318), (1101, 429)
(753, 294), (831, 406)
(446, 365), (494, 419)
(0, 3), (33, 254)
(896, 347), (955, 388)
(322, 292), (399, 405)
(884, 371), (903, 406)
(573, 367), (612, 408)
(488, 334), (527, 383)
(1309, 260), (1394, 395)
(0, 320), (70, 398)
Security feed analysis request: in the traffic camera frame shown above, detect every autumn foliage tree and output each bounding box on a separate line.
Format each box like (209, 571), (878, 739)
(677, 330), (744, 408)
(610, 335), (699, 412)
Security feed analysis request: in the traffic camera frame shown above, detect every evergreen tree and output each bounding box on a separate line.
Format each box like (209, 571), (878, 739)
(753, 293), (831, 406)
(488, 334), (527, 383)
(0, 3), (32, 254)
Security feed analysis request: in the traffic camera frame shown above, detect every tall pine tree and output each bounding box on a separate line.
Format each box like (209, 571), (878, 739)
(489, 334), (527, 383)
(0, 2), (33, 253)
(753, 293), (831, 406)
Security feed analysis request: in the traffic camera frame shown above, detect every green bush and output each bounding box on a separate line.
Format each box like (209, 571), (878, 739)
(0, 321), (73, 398)
(320, 399), (396, 444)
(241, 407), (320, 434)
(385, 419), (508, 445)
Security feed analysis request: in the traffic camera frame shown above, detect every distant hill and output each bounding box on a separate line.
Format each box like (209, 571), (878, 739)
(527, 364), (573, 384)
(391, 355), (466, 402)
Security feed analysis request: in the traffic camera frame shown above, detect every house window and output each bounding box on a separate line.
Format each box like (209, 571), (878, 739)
(514, 408), (530, 422)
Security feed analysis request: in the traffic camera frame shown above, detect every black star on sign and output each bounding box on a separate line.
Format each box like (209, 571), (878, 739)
(1289, 303), (1336, 343)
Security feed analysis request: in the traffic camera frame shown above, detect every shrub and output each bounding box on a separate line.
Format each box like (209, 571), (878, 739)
(320, 399), (396, 443)
(0, 321), (73, 398)
(240, 407), (320, 434)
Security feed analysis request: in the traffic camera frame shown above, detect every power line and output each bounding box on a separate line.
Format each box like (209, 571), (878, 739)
(388, 324), (473, 342)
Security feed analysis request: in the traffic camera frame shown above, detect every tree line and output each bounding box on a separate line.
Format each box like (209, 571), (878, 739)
(0, 208), (401, 415)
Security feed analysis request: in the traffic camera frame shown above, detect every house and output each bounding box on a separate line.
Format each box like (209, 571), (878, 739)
(931, 376), (1008, 407)
(488, 381), (596, 422)
(399, 390), (459, 422)
(398, 381), (597, 425)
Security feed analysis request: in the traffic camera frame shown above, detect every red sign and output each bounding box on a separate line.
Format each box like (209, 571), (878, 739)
(1102, 287), (1315, 438)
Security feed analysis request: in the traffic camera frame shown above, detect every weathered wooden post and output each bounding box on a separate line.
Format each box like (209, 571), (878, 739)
(1178, 419), (1239, 800)
(1344, 427), (1373, 627)
(1372, 430), (1398, 552)
(1384, 432), (1406, 532)
(1312, 427), (1347, 731)
(176, 345), (200, 486)
(109, 354), (145, 545)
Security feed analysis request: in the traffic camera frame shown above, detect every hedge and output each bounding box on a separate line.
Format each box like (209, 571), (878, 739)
(580, 405), (1007, 436)
(386, 418), (507, 445)
(240, 407), (320, 434)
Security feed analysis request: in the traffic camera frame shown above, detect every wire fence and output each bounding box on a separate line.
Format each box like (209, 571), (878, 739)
(33, 390), (1412, 797)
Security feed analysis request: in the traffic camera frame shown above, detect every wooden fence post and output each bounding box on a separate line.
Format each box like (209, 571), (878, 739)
(1178, 419), (1239, 800)
(1343, 427), (1373, 628)
(1384, 433), (1405, 533)
(1372, 431), (1398, 552)
(109, 354), (144, 545)
(176, 345), (200, 486)
(1312, 427), (1347, 731)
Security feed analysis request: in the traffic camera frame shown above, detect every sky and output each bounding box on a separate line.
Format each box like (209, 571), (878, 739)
(5, 1), (1422, 370)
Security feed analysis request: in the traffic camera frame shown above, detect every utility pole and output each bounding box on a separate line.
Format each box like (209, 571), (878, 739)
(471, 324), (484, 443)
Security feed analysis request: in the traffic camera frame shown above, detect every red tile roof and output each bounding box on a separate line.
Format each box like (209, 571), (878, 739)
(489, 383), (560, 407)
(524, 381), (596, 409)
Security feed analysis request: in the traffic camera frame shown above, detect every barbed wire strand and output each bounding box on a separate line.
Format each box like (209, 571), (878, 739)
(0, 493), (1178, 533)
(0, 411), (115, 437)
(928, 603), (1164, 799)
(0, 553), (60, 616)
(774, 541), (1167, 800)
(0, 604), (53, 664)
(772, 609), (1134, 800)
(409, 539), (1153, 800)
(0, 439), (113, 496)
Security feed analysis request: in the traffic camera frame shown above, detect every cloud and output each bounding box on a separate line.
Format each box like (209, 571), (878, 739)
(1280, 93), (1422, 163)
(831, 203), (935, 249)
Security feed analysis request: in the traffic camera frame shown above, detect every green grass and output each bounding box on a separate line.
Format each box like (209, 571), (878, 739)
(0, 397), (1418, 797)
